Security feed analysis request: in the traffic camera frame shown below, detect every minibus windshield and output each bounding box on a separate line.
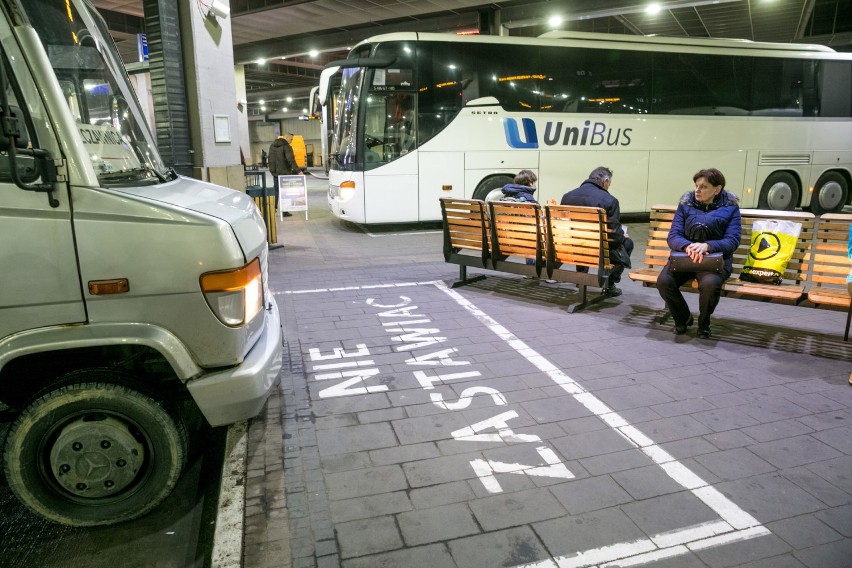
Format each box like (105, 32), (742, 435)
(20, 0), (170, 186)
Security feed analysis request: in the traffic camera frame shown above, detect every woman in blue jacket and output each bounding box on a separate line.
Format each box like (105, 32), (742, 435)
(656, 168), (741, 338)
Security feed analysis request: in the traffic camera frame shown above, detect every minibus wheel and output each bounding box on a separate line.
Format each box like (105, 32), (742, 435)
(810, 172), (848, 215)
(473, 175), (513, 201)
(758, 172), (799, 211)
(3, 372), (187, 526)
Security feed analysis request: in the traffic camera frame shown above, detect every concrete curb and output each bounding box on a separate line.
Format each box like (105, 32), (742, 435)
(211, 421), (247, 568)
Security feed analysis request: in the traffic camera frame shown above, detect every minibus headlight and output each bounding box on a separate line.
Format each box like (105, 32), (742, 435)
(339, 180), (356, 201)
(200, 258), (263, 327)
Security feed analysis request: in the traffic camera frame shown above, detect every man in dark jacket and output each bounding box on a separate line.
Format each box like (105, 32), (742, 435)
(560, 166), (633, 297)
(268, 133), (300, 216)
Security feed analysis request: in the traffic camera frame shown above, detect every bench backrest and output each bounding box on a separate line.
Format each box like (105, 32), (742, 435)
(546, 205), (612, 271)
(807, 213), (852, 290)
(644, 205), (815, 284)
(488, 201), (544, 267)
(440, 198), (489, 264)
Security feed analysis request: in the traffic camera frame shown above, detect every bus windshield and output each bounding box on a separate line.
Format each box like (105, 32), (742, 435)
(21, 0), (168, 186)
(330, 67), (364, 170)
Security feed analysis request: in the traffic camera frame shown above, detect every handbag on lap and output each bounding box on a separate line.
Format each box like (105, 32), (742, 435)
(669, 251), (724, 273)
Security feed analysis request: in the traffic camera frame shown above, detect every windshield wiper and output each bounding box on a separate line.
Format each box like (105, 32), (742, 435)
(98, 165), (170, 183)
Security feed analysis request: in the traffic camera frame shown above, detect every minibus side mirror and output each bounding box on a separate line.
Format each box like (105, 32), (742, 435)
(0, 48), (59, 207)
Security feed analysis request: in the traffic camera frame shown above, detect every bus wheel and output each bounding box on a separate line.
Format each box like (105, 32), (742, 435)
(758, 172), (799, 211)
(473, 175), (513, 201)
(3, 374), (187, 526)
(810, 172), (848, 215)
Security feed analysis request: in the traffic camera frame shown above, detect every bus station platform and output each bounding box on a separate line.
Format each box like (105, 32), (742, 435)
(240, 175), (852, 568)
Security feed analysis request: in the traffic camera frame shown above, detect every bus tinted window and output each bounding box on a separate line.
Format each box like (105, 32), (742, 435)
(751, 57), (805, 116)
(541, 46), (650, 114)
(652, 52), (752, 115)
(415, 42), (473, 144)
(818, 60), (852, 117)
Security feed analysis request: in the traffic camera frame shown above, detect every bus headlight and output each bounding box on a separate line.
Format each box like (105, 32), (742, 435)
(200, 258), (263, 326)
(339, 180), (356, 201)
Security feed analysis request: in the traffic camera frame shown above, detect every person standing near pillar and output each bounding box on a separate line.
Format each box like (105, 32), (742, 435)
(268, 133), (300, 217)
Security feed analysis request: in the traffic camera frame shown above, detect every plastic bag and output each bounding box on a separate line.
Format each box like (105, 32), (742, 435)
(740, 219), (802, 284)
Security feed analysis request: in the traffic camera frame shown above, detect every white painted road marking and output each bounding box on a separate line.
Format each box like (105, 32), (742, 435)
(280, 280), (772, 567)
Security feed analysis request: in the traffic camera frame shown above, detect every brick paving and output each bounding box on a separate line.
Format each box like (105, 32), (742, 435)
(243, 178), (852, 568)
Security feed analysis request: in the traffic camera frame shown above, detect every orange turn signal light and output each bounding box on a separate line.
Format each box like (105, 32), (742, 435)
(200, 258), (261, 292)
(88, 278), (129, 295)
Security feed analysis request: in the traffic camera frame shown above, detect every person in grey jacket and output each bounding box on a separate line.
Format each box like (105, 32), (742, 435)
(656, 168), (741, 338)
(268, 133), (300, 215)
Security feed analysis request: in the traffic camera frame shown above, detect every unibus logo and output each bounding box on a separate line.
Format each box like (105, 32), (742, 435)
(503, 118), (633, 149)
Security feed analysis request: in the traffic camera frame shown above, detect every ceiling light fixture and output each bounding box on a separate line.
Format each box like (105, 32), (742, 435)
(646, 3), (662, 14)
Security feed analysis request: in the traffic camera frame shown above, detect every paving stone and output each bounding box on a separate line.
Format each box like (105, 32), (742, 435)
(550, 428), (635, 460)
(693, 532), (792, 568)
(468, 487), (566, 530)
(694, 447), (777, 479)
(325, 465), (408, 501)
(632, 414), (714, 443)
(692, 407), (762, 432)
(317, 422), (398, 456)
(533, 507), (647, 558)
(320, 452), (372, 474)
(621, 490), (719, 536)
(591, 384), (674, 410)
(369, 442), (441, 465)
(579, 448), (653, 475)
(780, 466), (852, 508)
(611, 464), (686, 500)
(704, 430), (756, 450)
(660, 436), (719, 459)
(403, 453), (485, 487)
(409, 481), (476, 509)
(329, 491), (412, 524)
(768, 514), (843, 549)
(811, 426), (852, 454)
(749, 435), (843, 469)
(742, 419), (816, 443)
(716, 473), (826, 523)
(550, 475), (633, 514)
(391, 413), (472, 445)
(730, 556), (806, 568)
(815, 505), (852, 537)
(335, 516), (402, 558)
(397, 503), (479, 545)
(519, 394), (594, 423)
(341, 544), (456, 568)
(448, 526), (551, 568)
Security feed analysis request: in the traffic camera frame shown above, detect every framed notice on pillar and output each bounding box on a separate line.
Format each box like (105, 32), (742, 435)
(213, 114), (231, 143)
(278, 175), (308, 220)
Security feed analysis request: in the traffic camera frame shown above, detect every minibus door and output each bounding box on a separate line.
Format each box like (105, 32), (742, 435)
(0, 39), (85, 342)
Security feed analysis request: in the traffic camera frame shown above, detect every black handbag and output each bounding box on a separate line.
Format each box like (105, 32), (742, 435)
(669, 251), (724, 273)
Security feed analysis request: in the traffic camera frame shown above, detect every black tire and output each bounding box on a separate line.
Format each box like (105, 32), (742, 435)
(758, 171), (799, 211)
(3, 373), (187, 527)
(472, 175), (513, 201)
(809, 172), (848, 215)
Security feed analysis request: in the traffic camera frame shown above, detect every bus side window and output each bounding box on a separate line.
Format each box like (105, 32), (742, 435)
(817, 60), (852, 117)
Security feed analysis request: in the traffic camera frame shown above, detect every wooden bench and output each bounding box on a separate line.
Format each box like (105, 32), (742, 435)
(806, 213), (852, 341)
(440, 198), (490, 287)
(440, 198), (614, 311)
(545, 204), (613, 312)
(629, 205), (816, 303)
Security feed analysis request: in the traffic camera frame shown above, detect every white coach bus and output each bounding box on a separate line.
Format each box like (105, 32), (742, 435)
(317, 31), (852, 224)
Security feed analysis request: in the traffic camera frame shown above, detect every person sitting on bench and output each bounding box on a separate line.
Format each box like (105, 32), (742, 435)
(560, 166), (632, 297)
(656, 168), (741, 338)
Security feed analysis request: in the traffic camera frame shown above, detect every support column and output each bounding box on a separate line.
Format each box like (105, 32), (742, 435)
(144, 0), (244, 189)
(143, 0), (193, 176)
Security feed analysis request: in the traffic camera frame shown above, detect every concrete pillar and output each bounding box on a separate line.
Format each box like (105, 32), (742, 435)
(178, 0), (244, 190)
(234, 64), (251, 169)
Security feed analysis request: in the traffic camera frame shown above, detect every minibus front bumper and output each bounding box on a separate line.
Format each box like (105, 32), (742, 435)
(185, 297), (283, 426)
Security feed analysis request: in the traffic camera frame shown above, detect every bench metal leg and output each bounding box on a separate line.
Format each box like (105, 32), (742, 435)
(451, 265), (486, 288)
(565, 283), (607, 313)
(845, 304), (851, 342)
